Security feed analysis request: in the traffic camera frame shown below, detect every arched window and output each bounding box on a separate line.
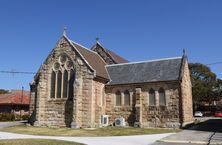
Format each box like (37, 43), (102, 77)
(69, 69), (75, 99)
(57, 71), (62, 98)
(149, 88), (155, 106)
(50, 54), (75, 99)
(115, 91), (121, 106)
(50, 71), (56, 98)
(159, 88), (166, 106)
(124, 90), (130, 106)
(63, 70), (68, 98)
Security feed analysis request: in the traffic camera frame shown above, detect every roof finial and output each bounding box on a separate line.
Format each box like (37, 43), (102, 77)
(63, 27), (67, 36)
(183, 48), (186, 56)
(96, 37), (99, 43)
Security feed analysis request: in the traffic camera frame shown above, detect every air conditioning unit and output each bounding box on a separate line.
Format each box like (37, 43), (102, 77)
(115, 117), (126, 126)
(101, 115), (109, 127)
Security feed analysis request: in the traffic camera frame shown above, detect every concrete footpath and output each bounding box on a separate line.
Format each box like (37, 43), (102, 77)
(158, 130), (211, 144)
(0, 131), (174, 145)
(0, 121), (25, 128)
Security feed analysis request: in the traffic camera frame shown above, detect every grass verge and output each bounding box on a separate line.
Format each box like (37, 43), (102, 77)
(0, 139), (84, 145)
(0, 125), (180, 136)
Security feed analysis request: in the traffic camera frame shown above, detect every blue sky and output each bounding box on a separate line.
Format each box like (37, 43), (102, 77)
(0, 0), (222, 90)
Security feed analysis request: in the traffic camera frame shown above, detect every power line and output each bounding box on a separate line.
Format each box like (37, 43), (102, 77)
(206, 61), (222, 66)
(0, 71), (36, 74)
(0, 59), (222, 75)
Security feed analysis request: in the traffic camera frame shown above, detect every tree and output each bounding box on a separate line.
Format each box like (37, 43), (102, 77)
(189, 63), (220, 104)
(213, 78), (222, 101)
(0, 89), (8, 94)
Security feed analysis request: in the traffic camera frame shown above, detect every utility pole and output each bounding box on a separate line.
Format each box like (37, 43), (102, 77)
(20, 86), (24, 120)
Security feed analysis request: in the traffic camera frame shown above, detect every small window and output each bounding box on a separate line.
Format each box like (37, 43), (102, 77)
(159, 88), (166, 106)
(115, 91), (121, 106)
(124, 90), (130, 106)
(149, 88), (155, 106)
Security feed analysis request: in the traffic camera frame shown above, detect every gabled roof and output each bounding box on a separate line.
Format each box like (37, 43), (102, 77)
(71, 41), (109, 79)
(0, 90), (30, 105)
(106, 48), (129, 63)
(106, 57), (184, 85)
(34, 35), (110, 81)
(92, 42), (128, 64)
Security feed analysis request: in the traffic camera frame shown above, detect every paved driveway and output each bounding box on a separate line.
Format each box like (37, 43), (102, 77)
(152, 118), (222, 145)
(0, 121), (25, 128)
(0, 131), (174, 145)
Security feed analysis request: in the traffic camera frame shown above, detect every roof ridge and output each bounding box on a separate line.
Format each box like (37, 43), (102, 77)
(92, 42), (128, 63)
(64, 36), (95, 74)
(71, 41), (108, 65)
(102, 47), (117, 63)
(70, 39), (109, 79)
(106, 56), (182, 67)
(71, 41), (99, 55)
(97, 43), (120, 63)
(96, 41), (103, 47)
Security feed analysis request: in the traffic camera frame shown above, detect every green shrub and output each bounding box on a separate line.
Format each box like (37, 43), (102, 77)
(21, 114), (29, 120)
(0, 113), (30, 121)
(0, 113), (15, 121)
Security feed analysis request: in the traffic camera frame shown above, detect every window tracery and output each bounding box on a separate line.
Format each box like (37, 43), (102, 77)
(50, 54), (75, 99)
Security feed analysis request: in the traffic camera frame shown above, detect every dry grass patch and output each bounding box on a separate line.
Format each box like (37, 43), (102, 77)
(0, 125), (180, 136)
(0, 139), (84, 145)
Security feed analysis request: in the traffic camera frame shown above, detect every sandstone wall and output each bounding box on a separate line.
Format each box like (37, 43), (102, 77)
(31, 37), (95, 128)
(105, 82), (181, 128)
(181, 60), (193, 125)
(93, 80), (106, 127)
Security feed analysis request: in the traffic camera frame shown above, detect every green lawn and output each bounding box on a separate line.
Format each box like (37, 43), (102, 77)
(0, 125), (180, 136)
(0, 139), (84, 145)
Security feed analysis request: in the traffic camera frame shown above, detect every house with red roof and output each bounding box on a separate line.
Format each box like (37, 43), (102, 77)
(0, 90), (30, 115)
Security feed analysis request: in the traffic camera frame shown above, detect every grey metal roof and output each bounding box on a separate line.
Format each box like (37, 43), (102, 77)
(106, 57), (183, 85)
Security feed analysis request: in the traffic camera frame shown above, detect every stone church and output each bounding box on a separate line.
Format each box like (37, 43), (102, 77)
(29, 32), (193, 128)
